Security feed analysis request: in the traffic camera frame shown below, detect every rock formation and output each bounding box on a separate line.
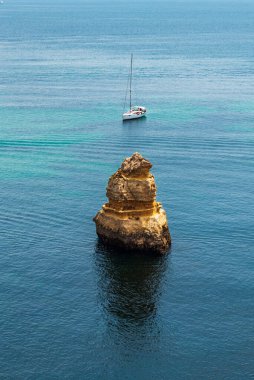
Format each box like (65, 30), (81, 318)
(93, 152), (171, 254)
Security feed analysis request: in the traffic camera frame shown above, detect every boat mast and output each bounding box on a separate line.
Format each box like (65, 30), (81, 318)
(130, 53), (133, 109)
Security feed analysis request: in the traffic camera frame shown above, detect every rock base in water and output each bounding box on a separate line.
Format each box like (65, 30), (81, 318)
(93, 152), (171, 254)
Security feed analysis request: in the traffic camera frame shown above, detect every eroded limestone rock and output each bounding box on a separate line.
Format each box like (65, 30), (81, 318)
(93, 152), (171, 254)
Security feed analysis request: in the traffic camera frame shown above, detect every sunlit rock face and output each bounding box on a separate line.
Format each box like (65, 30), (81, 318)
(93, 152), (171, 254)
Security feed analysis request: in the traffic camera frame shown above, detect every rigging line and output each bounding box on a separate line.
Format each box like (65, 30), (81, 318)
(122, 74), (129, 113)
(130, 53), (133, 110)
(122, 56), (132, 113)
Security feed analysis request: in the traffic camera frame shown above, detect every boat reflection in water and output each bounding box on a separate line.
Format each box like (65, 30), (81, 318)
(94, 242), (169, 351)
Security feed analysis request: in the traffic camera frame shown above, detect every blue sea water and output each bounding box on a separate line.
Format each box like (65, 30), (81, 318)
(0, 0), (254, 378)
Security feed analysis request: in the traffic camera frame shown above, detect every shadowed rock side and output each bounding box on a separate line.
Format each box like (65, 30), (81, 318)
(93, 152), (171, 254)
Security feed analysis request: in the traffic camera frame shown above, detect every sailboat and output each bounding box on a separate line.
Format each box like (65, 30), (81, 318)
(122, 54), (147, 121)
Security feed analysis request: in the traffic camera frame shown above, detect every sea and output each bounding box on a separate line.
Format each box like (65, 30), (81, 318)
(0, 0), (253, 379)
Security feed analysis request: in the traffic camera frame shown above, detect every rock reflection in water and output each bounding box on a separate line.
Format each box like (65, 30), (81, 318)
(95, 242), (168, 350)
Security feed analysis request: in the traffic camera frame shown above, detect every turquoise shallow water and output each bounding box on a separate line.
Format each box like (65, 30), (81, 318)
(0, 1), (254, 379)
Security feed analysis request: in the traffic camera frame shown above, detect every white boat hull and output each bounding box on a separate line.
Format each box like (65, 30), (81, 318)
(122, 112), (146, 120)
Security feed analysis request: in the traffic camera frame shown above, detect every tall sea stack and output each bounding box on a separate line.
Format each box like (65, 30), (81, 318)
(93, 152), (171, 254)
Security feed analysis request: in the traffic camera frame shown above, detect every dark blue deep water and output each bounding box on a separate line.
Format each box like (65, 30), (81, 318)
(0, 1), (254, 378)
